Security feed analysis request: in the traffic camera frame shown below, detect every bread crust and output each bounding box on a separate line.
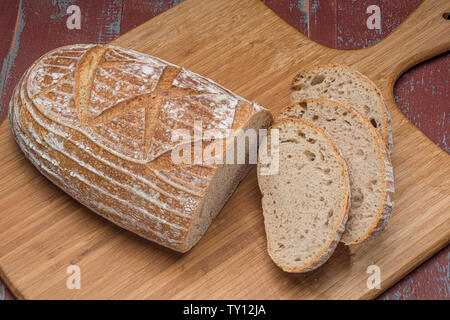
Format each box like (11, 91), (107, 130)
(291, 63), (393, 153)
(9, 44), (272, 252)
(278, 98), (394, 245)
(344, 127), (394, 244)
(257, 118), (350, 273)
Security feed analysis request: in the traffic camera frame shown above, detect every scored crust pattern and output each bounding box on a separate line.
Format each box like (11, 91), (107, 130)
(9, 44), (264, 251)
(28, 44), (241, 163)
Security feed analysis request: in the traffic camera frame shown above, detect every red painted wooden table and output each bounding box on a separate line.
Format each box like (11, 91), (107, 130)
(0, 0), (448, 300)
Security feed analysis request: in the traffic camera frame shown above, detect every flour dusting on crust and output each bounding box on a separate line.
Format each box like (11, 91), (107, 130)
(9, 44), (270, 252)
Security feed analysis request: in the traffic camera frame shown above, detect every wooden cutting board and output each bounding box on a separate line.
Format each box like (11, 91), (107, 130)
(0, 0), (449, 300)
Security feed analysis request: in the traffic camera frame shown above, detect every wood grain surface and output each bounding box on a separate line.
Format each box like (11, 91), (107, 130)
(0, 0), (448, 300)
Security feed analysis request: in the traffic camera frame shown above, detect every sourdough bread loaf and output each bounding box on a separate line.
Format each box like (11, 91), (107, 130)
(278, 99), (394, 244)
(257, 118), (350, 272)
(8, 44), (272, 252)
(291, 64), (393, 153)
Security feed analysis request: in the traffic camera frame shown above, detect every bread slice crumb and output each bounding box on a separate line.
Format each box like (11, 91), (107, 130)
(278, 99), (394, 244)
(291, 64), (393, 154)
(257, 118), (350, 272)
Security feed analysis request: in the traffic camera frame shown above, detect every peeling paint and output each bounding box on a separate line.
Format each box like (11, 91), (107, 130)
(50, 0), (77, 19)
(0, 0), (25, 103)
(97, 0), (123, 44)
(0, 282), (4, 300)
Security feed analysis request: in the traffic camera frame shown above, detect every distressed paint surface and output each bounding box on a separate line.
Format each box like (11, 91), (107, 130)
(260, 0), (309, 36)
(335, 0), (422, 49)
(381, 246), (450, 300)
(394, 53), (449, 152)
(0, 0), (448, 300)
(0, 0), (24, 123)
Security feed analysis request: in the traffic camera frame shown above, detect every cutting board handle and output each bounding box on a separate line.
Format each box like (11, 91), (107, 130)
(355, 0), (450, 83)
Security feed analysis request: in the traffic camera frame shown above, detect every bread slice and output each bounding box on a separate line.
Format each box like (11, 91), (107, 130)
(291, 64), (393, 153)
(257, 118), (350, 272)
(277, 99), (394, 244)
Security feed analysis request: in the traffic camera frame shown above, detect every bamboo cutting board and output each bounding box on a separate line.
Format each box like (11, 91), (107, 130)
(0, 0), (449, 300)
